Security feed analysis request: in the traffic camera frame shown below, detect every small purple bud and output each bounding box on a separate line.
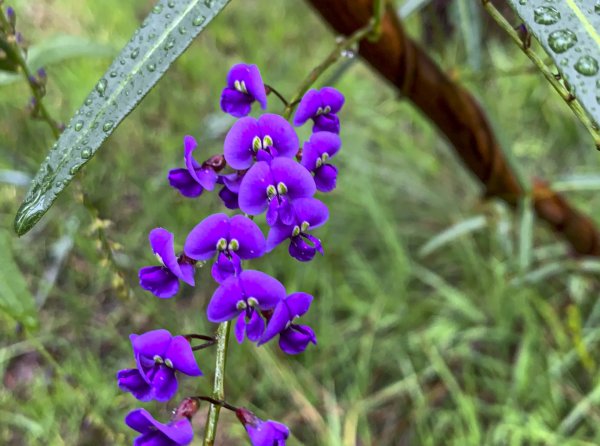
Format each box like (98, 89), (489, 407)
(6, 6), (15, 29)
(27, 75), (37, 86)
(37, 67), (46, 80)
(15, 32), (23, 45)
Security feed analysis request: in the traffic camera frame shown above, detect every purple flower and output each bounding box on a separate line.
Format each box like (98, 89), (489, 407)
(125, 408), (194, 446)
(267, 198), (328, 262)
(293, 87), (345, 134)
(138, 228), (195, 298)
(301, 132), (341, 192)
(168, 136), (219, 197)
(259, 292), (316, 355)
(207, 270), (286, 343)
(236, 408), (289, 446)
(184, 213), (266, 283)
(220, 63), (267, 118)
(117, 329), (202, 402)
(224, 114), (299, 170)
(239, 158), (316, 226)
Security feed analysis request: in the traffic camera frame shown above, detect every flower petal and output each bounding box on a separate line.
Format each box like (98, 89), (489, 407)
(257, 113), (298, 159)
(178, 263), (195, 287)
(139, 266), (180, 299)
(286, 292), (313, 317)
(292, 198), (329, 229)
(270, 158), (316, 200)
(266, 224), (293, 252)
(258, 299), (290, 345)
(220, 87), (252, 118)
(168, 168), (203, 198)
(313, 113), (340, 134)
(288, 237), (317, 262)
(132, 329), (172, 358)
(314, 164), (338, 192)
(239, 270), (286, 310)
(117, 368), (153, 401)
(207, 276), (244, 322)
(234, 313), (246, 344)
(245, 64), (267, 109)
(152, 365), (178, 402)
(211, 252), (239, 284)
(293, 89), (321, 126)
(246, 310), (265, 342)
(218, 186), (239, 210)
(320, 86), (345, 113)
(148, 228), (181, 277)
(165, 336), (202, 376)
(125, 408), (155, 434)
(279, 324), (317, 355)
(184, 213), (230, 260)
(301, 132), (341, 171)
(229, 214), (266, 259)
(238, 161), (272, 215)
(224, 117), (259, 170)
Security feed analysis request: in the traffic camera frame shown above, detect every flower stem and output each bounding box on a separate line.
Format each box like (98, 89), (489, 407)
(202, 320), (232, 446)
(480, 0), (600, 150)
(282, 0), (385, 120)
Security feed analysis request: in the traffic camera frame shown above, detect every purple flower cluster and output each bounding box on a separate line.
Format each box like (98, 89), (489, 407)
(121, 63), (344, 445)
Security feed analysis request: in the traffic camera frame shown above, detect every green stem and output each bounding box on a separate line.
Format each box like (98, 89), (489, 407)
(481, 0), (600, 150)
(202, 320), (232, 446)
(282, 0), (385, 120)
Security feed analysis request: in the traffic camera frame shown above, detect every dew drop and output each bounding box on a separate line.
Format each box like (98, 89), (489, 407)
(110, 71), (118, 78)
(147, 63), (156, 72)
(131, 47), (140, 59)
(178, 26), (187, 35)
(574, 55), (599, 76)
(96, 78), (108, 97)
(164, 38), (175, 51)
(204, 0), (214, 6)
(81, 149), (92, 159)
(547, 29), (577, 54)
(103, 121), (114, 132)
(69, 166), (79, 175)
(137, 89), (143, 95)
(192, 15), (206, 26)
(533, 6), (560, 25)
(85, 98), (92, 106)
(168, 0), (175, 7)
(153, 4), (163, 13)
(74, 120), (84, 131)
(596, 2), (600, 14)
(519, 0), (527, 5)
(120, 59), (126, 65)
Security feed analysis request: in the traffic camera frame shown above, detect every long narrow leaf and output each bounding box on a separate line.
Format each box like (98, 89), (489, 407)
(504, 1), (600, 126)
(14, 0), (231, 236)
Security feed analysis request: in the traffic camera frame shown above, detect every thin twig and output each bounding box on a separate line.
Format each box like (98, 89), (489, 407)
(481, 0), (600, 150)
(264, 83), (290, 107)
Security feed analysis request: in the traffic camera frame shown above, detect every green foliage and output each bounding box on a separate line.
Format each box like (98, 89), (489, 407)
(13, 0), (231, 236)
(1, 0), (600, 445)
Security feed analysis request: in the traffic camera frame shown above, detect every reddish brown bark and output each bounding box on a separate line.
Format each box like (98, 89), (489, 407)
(306, 0), (600, 256)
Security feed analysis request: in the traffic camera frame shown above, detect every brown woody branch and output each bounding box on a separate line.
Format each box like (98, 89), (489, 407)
(305, 0), (600, 256)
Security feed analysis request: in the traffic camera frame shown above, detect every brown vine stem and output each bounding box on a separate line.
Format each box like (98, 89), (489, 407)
(481, 0), (600, 150)
(282, 0), (385, 120)
(0, 6), (131, 297)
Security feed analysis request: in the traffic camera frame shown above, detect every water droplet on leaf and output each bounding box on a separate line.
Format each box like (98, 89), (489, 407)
(547, 29), (577, 53)
(110, 71), (118, 78)
(574, 55), (599, 76)
(147, 63), (156, 72)
(193, 15), (206, 26)
(81, 149), (92, 159)
(179, 26), (187, 35)
(103, 121), (114, 132)
(153, 4), (163, 13)
(96, 78), (108, 97)
(533, 6), (560, 25)
(168, 0), (175, 7)
(131, 47), (140, 59)
(74, 120), (84, 131)
(164, 38), (175, 51)
(85, 98), (92, 106)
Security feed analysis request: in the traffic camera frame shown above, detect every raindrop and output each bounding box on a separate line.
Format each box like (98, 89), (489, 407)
(69, 166), (79, 175)
(574, 55), (599, 76)
(103, 121), (114, 132)
(341, 49), (356, 59)
(596, 2), (600, 14)
(533, 6), (560, 25)
(179, 26), (187, 35)
(164, 38), (175, 51)
(96, 78), (108, 97)
(192, 15), (206, 26)
(85, 110), (92, 118)
(148, 33), (158, 41)
(120, 59), (126, 65)
(81, 149), (92, 159)
(204, 0), (214, 6)
(137, 89), (143, 95)
(131, 47), (140, 59)
(110, 71), (118, 78)
(168, 0), (175, 7)
(519, 0), (527, 5)
(166, 13), (172, 20)
(74, 120), (84, 131)
(85, 98), (92, 106)
(153, 4), (163, 13)
(547, 29), (577, 54)
(147, 63), (156, 72)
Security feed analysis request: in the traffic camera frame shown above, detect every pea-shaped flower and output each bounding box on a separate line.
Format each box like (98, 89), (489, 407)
(224, 114), (298, 170)
(117, 329), (202, 402)
(293, 87), (345, 134)
(301, 132), (341, 192)
(168, 135), (219, 198)
(236, 407), (289, 446)
(259, 292), (316, 355)
(138, 228), (195, 298)
(184, 213), (266, 283)
(220, 63), (267, 118)
(267, 198), (328, 262)
(239, 158), (316, 226)
(125, 408), (194, 446)
(207, 270), (286, 343)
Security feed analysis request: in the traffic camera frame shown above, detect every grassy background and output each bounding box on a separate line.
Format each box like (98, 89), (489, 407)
(2, 0), (600, 444)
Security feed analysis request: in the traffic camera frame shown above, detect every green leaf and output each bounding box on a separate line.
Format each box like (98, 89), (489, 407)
(13, 0), (231, 236)
(0, 230), (38, 330)
(418, 215), (487, 257)
(505, 0), (600, 126)
(0, 35), (116, 86)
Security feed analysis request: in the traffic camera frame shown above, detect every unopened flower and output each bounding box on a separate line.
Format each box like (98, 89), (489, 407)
(260, 292), (316, 354)
(236, 407), (289, 446)
(301, 132), (341, 192)
(125, 408), (194, 446)
(267, 198), (328, 262)
(138, 228), (195, 298)
(293, 87), (345, 134)
(168, 136), (219, 197)
(239, 158), (316, 226)
(117, 329), (202, 402)
(224, 114), (298, 170)
(184, 213), (266, 283)
(220, 63), (267, 118)
(207, 270), (286, 343)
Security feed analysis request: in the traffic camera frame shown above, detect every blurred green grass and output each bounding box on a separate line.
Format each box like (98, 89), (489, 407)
(1, 0), (600, 445)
